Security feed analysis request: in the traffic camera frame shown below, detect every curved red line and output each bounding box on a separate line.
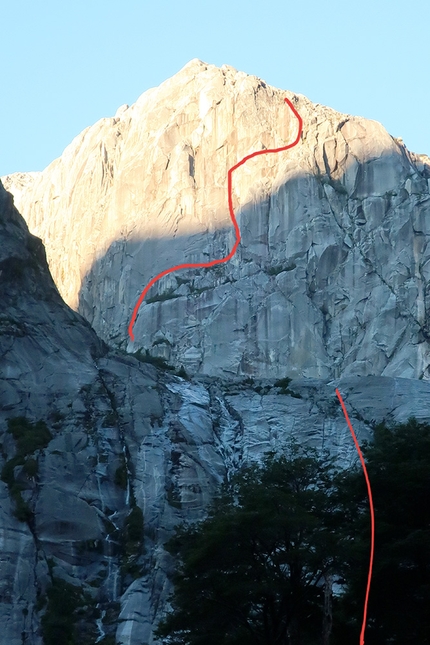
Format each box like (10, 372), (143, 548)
(336, 388), (375, 645)
(127, 98), (374, 645)
(128, 97), (303, 341)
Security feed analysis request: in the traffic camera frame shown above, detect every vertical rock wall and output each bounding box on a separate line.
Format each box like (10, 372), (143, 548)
(4, 59), (430, 379)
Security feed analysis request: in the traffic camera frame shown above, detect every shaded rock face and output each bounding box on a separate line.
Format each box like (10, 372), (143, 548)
(1, 178), (430, 644)
(1, 177), (430, 645)
(4, 59), (430, 380)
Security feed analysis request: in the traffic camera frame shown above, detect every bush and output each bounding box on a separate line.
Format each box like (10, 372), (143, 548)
(13, 492), (33, 523)
(175, 365), (189, 380)
(124, 506), (144, 543)
(114, 456), (128, 490)
(274, 376), (292, 389)
(1, 417), (52, 523)
(332, 417), (430, 644)
(7, 417), (52, 455)
(23, 458), (38, 477)
(156, 447), (342, 645)
(1, 455), (25, 487)
(273, 377), (302, 398)
(133, 349), (175, 371)
(41, 578), (84, 645)
(146, 288), (179, 304)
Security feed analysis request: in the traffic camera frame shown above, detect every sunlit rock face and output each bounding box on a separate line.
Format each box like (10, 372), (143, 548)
(3, 59), (430, 380)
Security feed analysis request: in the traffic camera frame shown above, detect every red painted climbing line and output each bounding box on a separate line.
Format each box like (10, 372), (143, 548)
(128, 97), (374, 645)
(336, 388), (375, 645)
(128, 97), (303, 341)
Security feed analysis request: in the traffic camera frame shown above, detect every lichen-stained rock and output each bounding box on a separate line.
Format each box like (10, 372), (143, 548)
(3, 59), (430, 380)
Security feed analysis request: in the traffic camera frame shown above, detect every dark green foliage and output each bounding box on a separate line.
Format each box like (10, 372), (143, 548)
(318, 174), (348, 196)
(274, 376), (292, 389)
(114, 455), (128, 490)
(175, 277), (191, 286)
(124, 506), (144, 543)
(7, 416), (52, 455)
(189, 284), (211, 295)
(39, 570), (105, 645)
(1, 455), (25, 487)
(273, 377), (301, 397)
(23, 457), (38, 477)
(242, 377), (255, 386)
(121, 506), (145, 580)
(50, 410), (65, 424)
(253, 384), (271, 395)
(156, 446), (343, 645)
(130, 349), (189, 376)
(102, 517), (117, 536)
(329, 178), (348, 195)
(146, 287), (179, 303)
(11, 488), (33, 522)
(175, 365), (189, 380)
(133, 349), (175, 371)
(35, 591), (47, 612)
(332, 417), (430, 645)
(41, 578), (84, 645)
(1, 417), (52, 522)
(102, 411), (117, 427)
(153, 337), (172, 347)
(102, 410), (117, 428)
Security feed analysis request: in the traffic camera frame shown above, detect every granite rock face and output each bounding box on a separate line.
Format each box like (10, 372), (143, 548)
(4, 59), (430, 380)
(2, 179), (430, 644)
(2, 59), (430, 645)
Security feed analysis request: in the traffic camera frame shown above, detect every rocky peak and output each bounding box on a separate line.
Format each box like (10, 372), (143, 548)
(4, 61), (430, 381)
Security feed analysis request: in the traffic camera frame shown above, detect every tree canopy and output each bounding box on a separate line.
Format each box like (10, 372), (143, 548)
(157, 418), (430, 645)
(332, 417), (430, 645)
(156, 445), (344, 645)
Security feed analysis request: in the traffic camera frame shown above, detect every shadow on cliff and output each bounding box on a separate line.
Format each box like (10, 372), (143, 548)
(77, 146), (430, 378)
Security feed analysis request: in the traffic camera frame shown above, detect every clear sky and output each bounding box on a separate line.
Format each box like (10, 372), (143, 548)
(1, 0), (429, 176)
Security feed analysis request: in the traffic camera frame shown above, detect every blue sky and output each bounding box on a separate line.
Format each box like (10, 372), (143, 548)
(1, 0), (429, 176)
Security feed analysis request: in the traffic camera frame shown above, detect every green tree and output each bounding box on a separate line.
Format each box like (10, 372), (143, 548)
(41, 578), (83, 645)
(156, 446), (345, 645)
(332, 418), (430, 645)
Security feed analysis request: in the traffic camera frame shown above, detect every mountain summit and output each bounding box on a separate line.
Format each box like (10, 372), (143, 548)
(3, 60), (430, 381)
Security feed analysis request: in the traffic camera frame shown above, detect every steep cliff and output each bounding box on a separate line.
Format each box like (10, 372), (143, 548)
(3, 59), (430, 380)
(2, 58), (430, 645)
(2, 178), (430, 644)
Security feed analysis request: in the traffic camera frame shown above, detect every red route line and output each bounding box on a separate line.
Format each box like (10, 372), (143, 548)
(336, 388), (375, 645)
(128, 97), (302, 341)
(127, 98), (374, 645)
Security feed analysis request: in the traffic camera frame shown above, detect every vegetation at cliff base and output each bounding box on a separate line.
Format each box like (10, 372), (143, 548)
(156, 419), (430, 645)
(41, 578), (84, 645)
(332, 417), (430, 645)
(156, 445), (343, 645)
